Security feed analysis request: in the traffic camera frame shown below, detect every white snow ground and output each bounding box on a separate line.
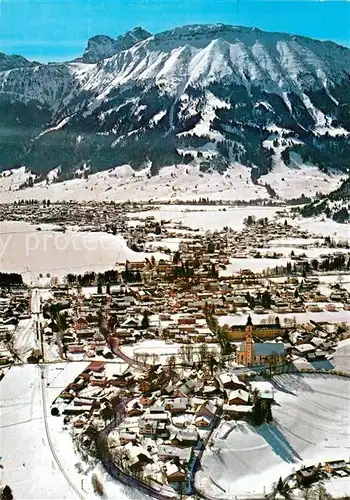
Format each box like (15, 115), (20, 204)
(0, 221), (167, 282)
(1, 365), (79, 499)
(323, 477), (350, 498)
(1, 364), (149, 500)
(330, 338), (350, 373)
(289, 216), (350, 241)
(219, 310), (350, 327)
(130, 205), (281, 232)
(196, 374), (350, 499)
(0, 163), (343, 203)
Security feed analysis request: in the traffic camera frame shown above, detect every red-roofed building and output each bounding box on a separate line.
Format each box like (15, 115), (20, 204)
(87, 360), (105, 373)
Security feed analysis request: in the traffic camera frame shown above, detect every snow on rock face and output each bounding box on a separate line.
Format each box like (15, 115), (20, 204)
(0, 52), (37, 71)
(3, 24), (348, 106)
(82, 27), (152, 63)
(0, 63), (88, 108)
(83, 25), (350, 97)
(0, 24), (349, 182)
(0, 166), (36, 191)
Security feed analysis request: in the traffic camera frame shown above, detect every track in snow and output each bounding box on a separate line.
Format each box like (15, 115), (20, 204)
(40, 366), (86, 500)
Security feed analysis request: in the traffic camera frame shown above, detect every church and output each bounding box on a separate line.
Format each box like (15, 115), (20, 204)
(228, 316), (284, 341)
(236, 316), (285, 367)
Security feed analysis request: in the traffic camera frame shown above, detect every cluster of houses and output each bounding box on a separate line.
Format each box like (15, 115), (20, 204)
(0, 287), (30, 364)
(52, 358), (266, 492)
(285, 459), (350, 492)
(0, 200), (144, 231)
(40, 250), (348, 370)
(2, 200), (346, 497)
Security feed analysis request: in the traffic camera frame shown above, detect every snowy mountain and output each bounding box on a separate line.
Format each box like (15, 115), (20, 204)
(0, 52), (37, 71)
(81, 27), (152, 63)
(0, 23), (349, 189)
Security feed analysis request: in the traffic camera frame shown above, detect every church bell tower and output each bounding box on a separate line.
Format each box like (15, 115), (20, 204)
(245, 315), (253, 366)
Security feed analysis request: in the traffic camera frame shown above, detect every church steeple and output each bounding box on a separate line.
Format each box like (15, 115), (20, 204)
(245, 315), (253, 366)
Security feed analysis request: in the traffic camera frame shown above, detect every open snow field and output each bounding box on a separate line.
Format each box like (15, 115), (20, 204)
(323, 477), (350, 498)
(129, 206), (281, 232)
(0, 163), (343, 204)
(262, 163), (343, 201)
(196, 374), (350, 499)
(1, 363), (148, 500)
(1, 207), (348, 284)
(1, 364), (79, 499)
(289, 216), (349, 241)
(0, 221), (166, 283)
(121, 339), (219, 364)
(221, 257), (291, 275)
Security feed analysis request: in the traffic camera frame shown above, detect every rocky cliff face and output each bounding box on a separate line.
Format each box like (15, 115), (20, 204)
(82, 27), (152, 63)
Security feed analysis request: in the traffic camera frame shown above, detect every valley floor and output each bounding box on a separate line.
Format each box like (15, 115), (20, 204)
(2, 367), (348, 500)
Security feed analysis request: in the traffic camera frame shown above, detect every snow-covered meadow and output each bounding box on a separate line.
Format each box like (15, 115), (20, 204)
(129, 205), (281, 232)
(218, 310), (350, 327)
(0, 221), (167, 283)
(196, 374), (350, 499)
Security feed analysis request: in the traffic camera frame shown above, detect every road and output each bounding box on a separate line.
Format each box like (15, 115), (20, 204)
(113, 345), (148, 370)
(40, 366), (86, 500)
(11, 287), (42, 362)
(34, 288), (45, 359)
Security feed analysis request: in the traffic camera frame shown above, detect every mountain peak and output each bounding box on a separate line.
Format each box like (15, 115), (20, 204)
(0, 23), (349, 186)
(0, 52), (37, 71)
(82, 27), (152, 63)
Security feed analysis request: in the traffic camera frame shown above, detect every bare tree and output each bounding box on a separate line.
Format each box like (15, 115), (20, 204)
(198, 343), (209, 365)
(91, 473), (104, 497)
(150, 353), (159, 365)
(179, 345), (188, 365)
(315, 484), (333, 500)
(138, 352), (150, 365)
(184, 345), (194, 363)
(167, 354), (176, 370)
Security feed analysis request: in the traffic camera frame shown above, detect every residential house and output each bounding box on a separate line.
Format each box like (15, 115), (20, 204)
(222, 404), (253, 420)
(165, 462), (187, 484)
(195, 415), (212, 428)
(227, 389), (250, 405)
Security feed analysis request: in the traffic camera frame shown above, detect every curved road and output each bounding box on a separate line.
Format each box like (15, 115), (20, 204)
(40, 366), (86, 500)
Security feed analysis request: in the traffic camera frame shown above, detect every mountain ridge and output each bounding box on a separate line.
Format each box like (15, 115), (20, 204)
(81, 27), (152, 63)
(0, 23), (349, 191)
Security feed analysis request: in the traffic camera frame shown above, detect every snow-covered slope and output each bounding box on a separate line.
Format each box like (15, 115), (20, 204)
(0, 51), (37, 71)
(196, 374), (350, 498)
(0, 24), (349, 190)
(301, 177), (350, 223)
(0, 162), (343, 203)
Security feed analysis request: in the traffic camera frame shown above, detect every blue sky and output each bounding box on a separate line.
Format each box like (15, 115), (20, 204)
(1, 0), (349, 61)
